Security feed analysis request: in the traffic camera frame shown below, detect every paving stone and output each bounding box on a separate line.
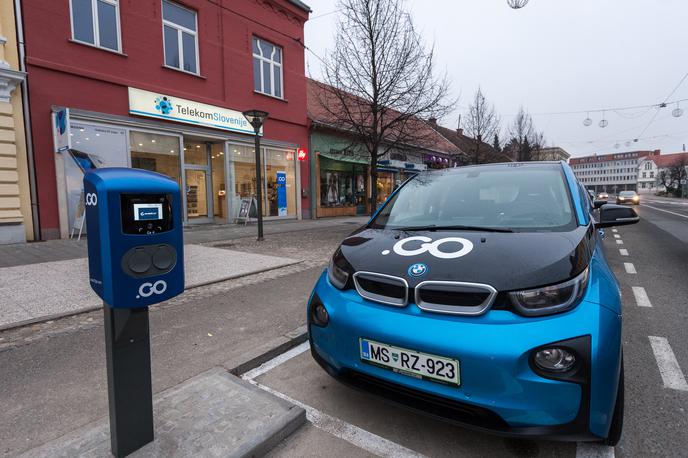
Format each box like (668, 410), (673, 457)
(20, 368), (306, 458)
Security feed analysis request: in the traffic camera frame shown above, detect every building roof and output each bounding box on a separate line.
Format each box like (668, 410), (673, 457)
(287, 0), (312, 13)
(644, 152), (688, 168)
(431, 123), (511, 163)
(569, 150), (660, 165)
(307, 78), (460, 156)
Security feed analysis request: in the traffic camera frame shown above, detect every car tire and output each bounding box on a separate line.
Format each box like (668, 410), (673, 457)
(602, 358), (624, 446)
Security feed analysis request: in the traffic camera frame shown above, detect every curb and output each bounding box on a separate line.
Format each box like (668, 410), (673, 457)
(0, 262), (303, 333)
(229, 325), (308, 376)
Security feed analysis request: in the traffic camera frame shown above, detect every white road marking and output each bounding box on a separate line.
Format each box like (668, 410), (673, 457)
(641, 204), (688, 219)
(252, 380), (427, 458)
(632, 286), (652, 307)
(615, 239), (624, 245)
(613, 234), (620, 239)
(242, 342), (426, 458)
(241, 341), (310, 380)
(611, 229), (618, 233)
(624, 263), (637, 274)
(649, 336), (688, 391)
(575, 442), (615, 458)
(619, 249), (629, 256)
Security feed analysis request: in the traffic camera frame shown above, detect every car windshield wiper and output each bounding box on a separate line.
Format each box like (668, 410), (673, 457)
(393, 224), (513, 233)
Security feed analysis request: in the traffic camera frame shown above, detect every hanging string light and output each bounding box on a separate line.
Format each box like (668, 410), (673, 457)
(599, 111), (608, 128)
(583, 112), (592, 126)
(507, 0), (529, 8)
(672, 101), (684, 118)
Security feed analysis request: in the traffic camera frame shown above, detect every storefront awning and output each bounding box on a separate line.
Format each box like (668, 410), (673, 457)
(319, 151), (370, 165)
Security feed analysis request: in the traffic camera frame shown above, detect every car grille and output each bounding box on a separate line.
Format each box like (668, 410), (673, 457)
(353, 271), (408, 307)
(352, 272), (497, 316)
(414, 281), (497, 316)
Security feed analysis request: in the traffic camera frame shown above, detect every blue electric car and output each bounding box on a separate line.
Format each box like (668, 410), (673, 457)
(308, 161), (639, 445)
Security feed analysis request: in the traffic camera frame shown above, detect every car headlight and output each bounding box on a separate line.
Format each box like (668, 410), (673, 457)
(509, 267), (589, 316)
(328, 249), (353, 289)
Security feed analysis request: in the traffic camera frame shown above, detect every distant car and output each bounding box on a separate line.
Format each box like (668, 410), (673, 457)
(617, 191), (639, 205)
(597, 192), (609, 200)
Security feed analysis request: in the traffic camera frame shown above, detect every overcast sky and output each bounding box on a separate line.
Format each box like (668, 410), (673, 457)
(303, 0), (688, 158)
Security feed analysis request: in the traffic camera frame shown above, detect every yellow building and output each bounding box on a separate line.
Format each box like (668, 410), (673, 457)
(0, 1), (33, 243)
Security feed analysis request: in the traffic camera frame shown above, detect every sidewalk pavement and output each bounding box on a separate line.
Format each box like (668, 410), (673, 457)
(0, 245), (299, 330)
(0, 216), (368, 268)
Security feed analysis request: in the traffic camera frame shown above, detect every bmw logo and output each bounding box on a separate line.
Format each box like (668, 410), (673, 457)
(408, 263), (428, 277)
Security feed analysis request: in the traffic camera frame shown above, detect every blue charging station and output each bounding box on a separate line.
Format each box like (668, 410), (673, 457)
(84, 168), (184, 458)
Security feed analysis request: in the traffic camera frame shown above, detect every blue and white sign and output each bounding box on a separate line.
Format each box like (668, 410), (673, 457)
(133, 203), (163, 221)
(276, 171), (287, 217)
(128, 87), (260, 135)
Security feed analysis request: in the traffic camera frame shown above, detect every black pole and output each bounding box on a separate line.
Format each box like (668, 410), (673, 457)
(104, 304), (154, 458)
(254, 128), (264, 241)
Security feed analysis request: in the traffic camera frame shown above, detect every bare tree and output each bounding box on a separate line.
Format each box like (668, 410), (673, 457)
(667, 156), (688, 196)
(464, 87), (501, 164)
(315, 0), (454, 212)
(507, 107), (545, 161)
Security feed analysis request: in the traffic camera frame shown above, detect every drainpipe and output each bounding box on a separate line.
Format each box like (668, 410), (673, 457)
(14, 0), (41, 241)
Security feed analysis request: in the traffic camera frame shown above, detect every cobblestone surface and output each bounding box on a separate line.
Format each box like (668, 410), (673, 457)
(0, 224), (355, 350)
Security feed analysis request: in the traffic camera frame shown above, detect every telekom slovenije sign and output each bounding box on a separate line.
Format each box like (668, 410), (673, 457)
(128, 87), (261, 135)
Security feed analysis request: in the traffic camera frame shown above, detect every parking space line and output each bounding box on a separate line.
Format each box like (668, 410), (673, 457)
(241, 341), (310, 380)
(648, 336), (688, 391)
(641, 204), (688, 219)
(611, 229), (618, 233)
(619, 249), (629, 256)
(615, 239), (623, 245)
(613, 234), (620, 239)
(632, 287), (652, 307)
(575, 442), (615, 458)
(624, 263), (637, 274)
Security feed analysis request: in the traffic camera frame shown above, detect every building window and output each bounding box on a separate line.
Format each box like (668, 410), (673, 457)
(253, 37), (283, 98)
(162, 0), (199, 74)
(650, 171), (654, 178)
(70, 0), (121, 51)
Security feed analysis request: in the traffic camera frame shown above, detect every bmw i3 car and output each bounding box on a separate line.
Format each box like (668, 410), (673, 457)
(307, 161), (639, 445)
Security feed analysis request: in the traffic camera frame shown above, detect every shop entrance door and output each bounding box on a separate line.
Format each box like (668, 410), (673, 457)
(183, 140), (216, 224)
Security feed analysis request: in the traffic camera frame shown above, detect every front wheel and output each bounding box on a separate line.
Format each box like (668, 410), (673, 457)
(602, 358), (624, 446)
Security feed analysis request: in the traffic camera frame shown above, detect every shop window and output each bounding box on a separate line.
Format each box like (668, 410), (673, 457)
(265, 148), (296, 217)
(70, 0), (121, 51)
(227, 144), (257, 220)
(162, 0), (199, 74)
(377, 171), (395, 204)
(130, 131), (181, 184)
(319, 157), (368, 212)
(253, 37), (283, 98)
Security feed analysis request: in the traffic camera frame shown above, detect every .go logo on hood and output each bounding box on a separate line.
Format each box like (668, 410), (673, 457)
(382, 236), (474, 260)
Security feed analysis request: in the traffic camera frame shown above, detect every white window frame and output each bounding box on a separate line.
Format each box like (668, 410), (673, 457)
(69, 0), (122, 52)
(253, 37), (284, 99)
(161, 0), (200, 75)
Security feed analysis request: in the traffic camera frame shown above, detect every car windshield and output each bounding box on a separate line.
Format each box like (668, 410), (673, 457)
(370, 165), (576, 232)
(619, 191), (636, 197)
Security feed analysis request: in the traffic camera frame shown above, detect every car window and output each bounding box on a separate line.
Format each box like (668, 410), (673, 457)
(371, 166), (576, 231)
(619, 191), (636, 197)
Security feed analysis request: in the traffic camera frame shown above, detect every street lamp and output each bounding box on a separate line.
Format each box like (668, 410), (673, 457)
(242, 109), (269, 241)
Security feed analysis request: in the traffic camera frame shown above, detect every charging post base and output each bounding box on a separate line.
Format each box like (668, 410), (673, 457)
(103, 303), (154, 458)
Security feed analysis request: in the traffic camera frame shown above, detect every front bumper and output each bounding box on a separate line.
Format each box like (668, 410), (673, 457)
(308, 271), (622, 441)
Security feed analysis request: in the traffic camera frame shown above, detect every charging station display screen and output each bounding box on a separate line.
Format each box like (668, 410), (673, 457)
(133, 203), (163, 221)
(121, 194), (173, 234)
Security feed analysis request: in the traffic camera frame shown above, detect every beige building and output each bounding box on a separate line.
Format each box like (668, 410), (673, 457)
(0, 1), (32, 244)
(533, 147), (570, 162)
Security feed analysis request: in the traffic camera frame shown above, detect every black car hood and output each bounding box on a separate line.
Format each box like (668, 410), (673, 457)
(340, 226), (594, 291)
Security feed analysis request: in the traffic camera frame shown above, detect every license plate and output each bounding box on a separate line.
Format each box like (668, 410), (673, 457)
(359, 338), (460, 386)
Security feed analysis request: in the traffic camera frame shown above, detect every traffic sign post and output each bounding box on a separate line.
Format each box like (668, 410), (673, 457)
(84, 168), (185, 457)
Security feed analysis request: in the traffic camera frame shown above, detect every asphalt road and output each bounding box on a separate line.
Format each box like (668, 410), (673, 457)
(1, 205), (686, 457)
(251, 200), (688, 458)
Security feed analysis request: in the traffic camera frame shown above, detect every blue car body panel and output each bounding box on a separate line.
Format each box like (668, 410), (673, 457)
(309, 162), (624, 441)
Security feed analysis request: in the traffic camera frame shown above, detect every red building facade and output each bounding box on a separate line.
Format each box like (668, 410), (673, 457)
(22, 0), (311, 239)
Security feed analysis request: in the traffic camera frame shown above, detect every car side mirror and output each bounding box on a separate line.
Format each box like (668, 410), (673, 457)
(593, 200), (606, 209)
(596, 204), (639, 228)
